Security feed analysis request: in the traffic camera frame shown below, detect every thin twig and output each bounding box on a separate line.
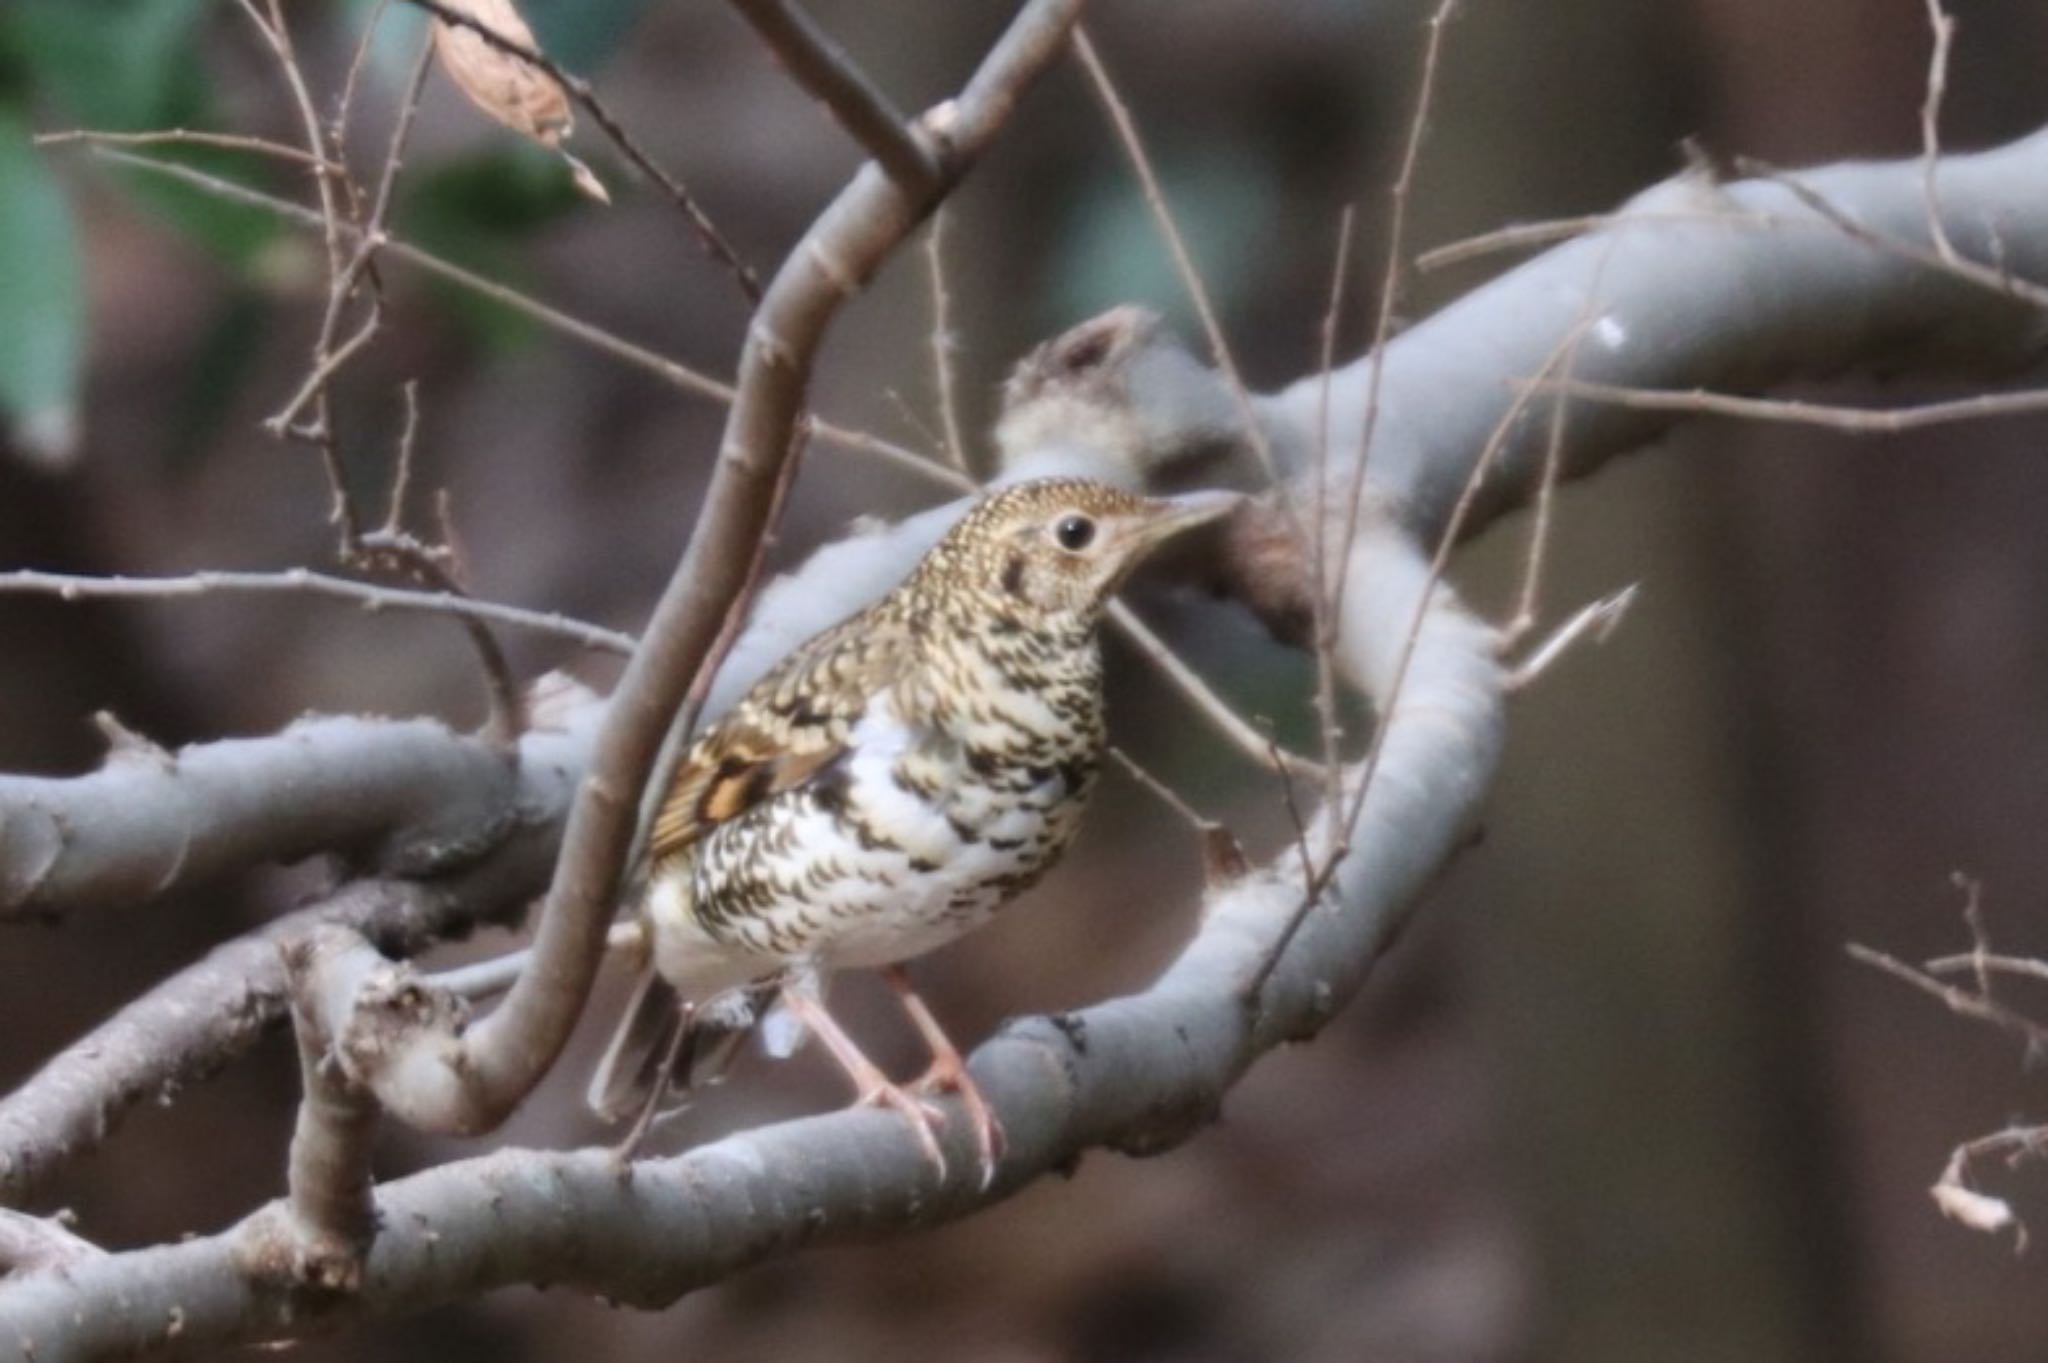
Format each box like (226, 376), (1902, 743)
(1329, 0), (1459, 632)
(1527, 378), (2048, 433)
(1070, 28), (1281, 487)
(1247, 312), (1579, 1006)
(1738, 156), (2048, 312)
(1308, 206), (1357, 813)
(32, 128), (337, 169)
(333, 0), (395, 147)
(1926, 954), (2048, 986)
(1848, 942), (2048, 1055)
(399, 0), (762, 303)
(0, 569), (635, 654)
(1507, 244), (1620, 642)
(76, 149), (958, 487)
(382, 381), (424, 538)
(1920, 0), (1960, 267)
(1104, 601), (1326, 780)
(727, 0), (939, 192)
(924, 211), (972, 474)
(1415, 209), (1786, 271)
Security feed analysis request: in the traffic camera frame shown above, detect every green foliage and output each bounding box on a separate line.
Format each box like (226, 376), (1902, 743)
(0, 106), (83, 465)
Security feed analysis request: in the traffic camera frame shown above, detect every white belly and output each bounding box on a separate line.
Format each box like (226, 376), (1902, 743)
(645, 700), (1086, 995)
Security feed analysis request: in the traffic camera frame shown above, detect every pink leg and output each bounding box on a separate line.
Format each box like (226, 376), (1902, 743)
(779, 984), (950, 1178)
(882, 965), (1004, 1189)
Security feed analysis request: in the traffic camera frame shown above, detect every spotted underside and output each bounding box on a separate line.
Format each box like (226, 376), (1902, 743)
(639, 483), (1125, 998)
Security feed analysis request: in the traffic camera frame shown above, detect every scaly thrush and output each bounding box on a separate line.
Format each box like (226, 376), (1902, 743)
(589, 477), (1237, 1178)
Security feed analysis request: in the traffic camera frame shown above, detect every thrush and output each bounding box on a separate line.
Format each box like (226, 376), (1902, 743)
(589, 477), (1237, 1178)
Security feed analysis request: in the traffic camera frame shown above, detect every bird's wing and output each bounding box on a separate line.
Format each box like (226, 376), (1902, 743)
(646, 611), (914, 862)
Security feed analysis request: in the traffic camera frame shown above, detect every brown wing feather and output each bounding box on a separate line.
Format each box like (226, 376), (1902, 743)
(647, 611), (912, 862)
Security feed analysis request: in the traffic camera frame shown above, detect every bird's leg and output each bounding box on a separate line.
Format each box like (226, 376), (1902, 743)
(882, 964), (1004, 1187)
(778, 983), (950, 1179)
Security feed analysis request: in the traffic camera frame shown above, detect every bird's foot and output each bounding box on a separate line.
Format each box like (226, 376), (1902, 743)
(912, 1055), (1005, 1190)
(855, 1077), (951, 1180)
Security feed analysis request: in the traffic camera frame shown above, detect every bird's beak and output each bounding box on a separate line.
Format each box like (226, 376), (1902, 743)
(1130, 488), (1242, 548)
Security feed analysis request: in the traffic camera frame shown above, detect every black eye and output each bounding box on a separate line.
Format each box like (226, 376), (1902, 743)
(1054, 514), (1096, 552)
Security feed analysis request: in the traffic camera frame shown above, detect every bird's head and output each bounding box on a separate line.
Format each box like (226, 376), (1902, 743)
(916, 477), (1240, 626)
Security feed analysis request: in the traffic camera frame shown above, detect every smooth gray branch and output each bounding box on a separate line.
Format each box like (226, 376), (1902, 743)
(727, 0), (939, 192)
(0, 713), (588, 921)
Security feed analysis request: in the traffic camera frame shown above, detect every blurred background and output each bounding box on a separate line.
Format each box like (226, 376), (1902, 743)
(5, 0), (2048, 1359)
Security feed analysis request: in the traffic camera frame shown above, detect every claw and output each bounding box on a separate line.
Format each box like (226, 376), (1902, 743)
(778, 980), (955, 1181)
(856, 1077), (951, 1180)
(886, 965), (1006, 1190)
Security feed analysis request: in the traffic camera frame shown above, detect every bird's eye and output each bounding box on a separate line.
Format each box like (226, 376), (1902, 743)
(1053, 514), (1097, 552)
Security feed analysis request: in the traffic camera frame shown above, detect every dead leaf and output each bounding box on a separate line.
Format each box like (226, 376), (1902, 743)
(430, 0), (608, 203)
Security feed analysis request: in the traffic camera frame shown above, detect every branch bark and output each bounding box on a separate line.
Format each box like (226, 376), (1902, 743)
(0, 712), (588, 921)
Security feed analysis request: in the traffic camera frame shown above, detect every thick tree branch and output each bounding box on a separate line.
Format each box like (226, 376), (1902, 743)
(0, 710), (592, 1205)
(727, 0), (940, 193)
(1274, 131), (2048, 546)
(0, 713), (588, 921)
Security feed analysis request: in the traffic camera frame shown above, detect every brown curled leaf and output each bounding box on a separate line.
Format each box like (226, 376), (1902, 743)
(429, 0), (608, 203)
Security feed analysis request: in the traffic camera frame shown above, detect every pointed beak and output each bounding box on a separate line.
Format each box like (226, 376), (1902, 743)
(1131, 488), (1242, 547)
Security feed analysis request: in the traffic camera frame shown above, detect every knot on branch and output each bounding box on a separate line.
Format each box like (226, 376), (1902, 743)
(283, 923), (489, 1135)
(232, 1201), (374, 1295)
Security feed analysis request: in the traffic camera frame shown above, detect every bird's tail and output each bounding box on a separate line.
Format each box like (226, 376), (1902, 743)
(587, 968), (763, 1128)
(586, 966), (685, 1125)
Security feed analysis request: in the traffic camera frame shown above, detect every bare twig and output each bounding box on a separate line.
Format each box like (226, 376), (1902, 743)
(1527, 379), (2048, 433)
(924, 211), (972, 473)
(727, 0), (939, 193)
(1925, 953), (2048, 985)
(1737, 156), (2048, 312)
(31, 128), (336, 169)
(1070, 29), (1281, 487)
(1328, 0), (1459, 629)
(1920, 0), (1960, 266)
(1502, 584), (1638, 691)
(1415, 209), (1784, 271)
(78, 147), (955, 485)
(0, 569), (634, 654)
(1104, 601), (1325, 780)
(1309, 207), (1357, 810)
(1847, 943), (2048, 1056)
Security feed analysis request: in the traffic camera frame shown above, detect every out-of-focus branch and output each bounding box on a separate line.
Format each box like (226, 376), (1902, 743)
(73, 148), (950, 485)
(0, 712), (595, 921)
(0, 569), (634, 656)
(0, 777), (575, 1207)
(727, 0), (939, 193)
(320, 0), (1088, 1139)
